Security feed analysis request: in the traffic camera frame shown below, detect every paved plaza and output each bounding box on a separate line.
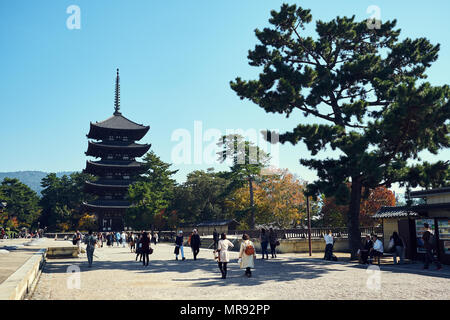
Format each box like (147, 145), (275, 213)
(28, 241), (450, 300)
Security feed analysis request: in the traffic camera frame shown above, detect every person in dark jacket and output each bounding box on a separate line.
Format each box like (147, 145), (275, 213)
(260, 228), (269, 260)
(359, 235), (373, 264)
(422, 223), (442, 270)
(269, 228), (278, 258)
(213, 228), (219, 250)
(135, 233), (143, 262)
(174, 231), (185, 261)
(140, 232), (151, 267)
(190, 229), (201, 260)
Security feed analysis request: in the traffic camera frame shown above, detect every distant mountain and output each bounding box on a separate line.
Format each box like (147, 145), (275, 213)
(0, 171), (75, 196)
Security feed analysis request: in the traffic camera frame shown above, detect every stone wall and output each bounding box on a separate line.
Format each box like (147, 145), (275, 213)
(199, 236), (356, 253)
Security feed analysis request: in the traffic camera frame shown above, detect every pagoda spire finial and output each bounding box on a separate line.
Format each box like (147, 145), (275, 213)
(114, 68), (121, 115)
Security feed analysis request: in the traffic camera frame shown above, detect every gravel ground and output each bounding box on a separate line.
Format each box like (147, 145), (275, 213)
(30, 243), (450, 300)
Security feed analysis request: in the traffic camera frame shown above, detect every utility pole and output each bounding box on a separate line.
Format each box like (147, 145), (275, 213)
(306, 196), (312, 256)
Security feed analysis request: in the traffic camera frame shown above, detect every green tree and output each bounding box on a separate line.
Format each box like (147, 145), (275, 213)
(230, 4), (450, 258)
(125, 151), (177, 230)
(170, 169), (230, 226)
(0, 178), (41, 229)
(39, 172), (95, 231)
(218, 135), (270, 229)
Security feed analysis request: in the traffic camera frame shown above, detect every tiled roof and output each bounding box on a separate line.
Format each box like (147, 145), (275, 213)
(92, 114), (149, 130)
(197, 220), (238, 226)
(410, 187), (450, 198)
(86, 160), (144, 167)
(372, 206), (420, 219)
(83, 200), (131, 208)
(89, 141), (150, 148)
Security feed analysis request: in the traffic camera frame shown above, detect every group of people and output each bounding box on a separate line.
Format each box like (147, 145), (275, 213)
(356, 223), (442, 270)
(358, 234), (385, 264)
(0, 228), (41, 239)
(73, 230), (159, 250)
(76, 224), (444, 275)
(214, 233), (256, 279)
(174, 229), (201, 261)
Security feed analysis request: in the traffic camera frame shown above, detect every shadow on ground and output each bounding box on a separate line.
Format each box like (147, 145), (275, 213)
(345, 261), (450, 280)
(40, 253), (347, 287)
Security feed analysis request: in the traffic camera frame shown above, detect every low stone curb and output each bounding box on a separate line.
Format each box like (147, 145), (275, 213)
(0, 248), (47, 300)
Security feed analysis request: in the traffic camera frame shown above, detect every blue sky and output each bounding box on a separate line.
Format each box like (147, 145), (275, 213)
(0, 0), (449, 192)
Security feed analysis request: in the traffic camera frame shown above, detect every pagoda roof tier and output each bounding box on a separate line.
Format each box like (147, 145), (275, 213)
(84, 180), (132, 195)
(84, 160), (146, 175)
(86, 141), (151, 158)
(82, 200), (132, 213)
(87, 114), (150, 141)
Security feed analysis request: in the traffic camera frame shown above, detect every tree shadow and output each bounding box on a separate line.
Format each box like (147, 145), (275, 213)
(345, 261), (450, 280)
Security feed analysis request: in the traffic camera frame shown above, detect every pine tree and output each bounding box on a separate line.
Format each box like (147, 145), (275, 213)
(230, 4), (450, 258)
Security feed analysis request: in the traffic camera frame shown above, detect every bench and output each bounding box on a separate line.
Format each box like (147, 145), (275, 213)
(46, 247), (81, 259)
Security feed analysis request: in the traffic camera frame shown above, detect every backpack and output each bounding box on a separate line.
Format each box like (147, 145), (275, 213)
(244, 242), (255, 255)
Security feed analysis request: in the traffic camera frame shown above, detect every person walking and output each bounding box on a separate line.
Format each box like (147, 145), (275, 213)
(190, 229), (201, 260)
(115, 231), (121, 247)
(107, 232), (113, 247)
(260, 228), (269, 260)
(121, 231), (127, 248)
(75, 230), (82, 254)
(174, 231), (185, 261)
(422, 223), (442, 270)
(129, 233), (136, 252)
(84, 230), (97, 268)
(152, 231), (157, 245)
(268, 228), (278, 258)
(390, 232), (405, 264)
(135, 233), (143, 262)
(239, 234), (256, 277)
(97, 232), (103, 248)
(217, 233), (234, 279)
(154, 232), (158, 245)
(323, 230), (334, 260)
(213, 228), (219, 250)
(140, 232), (151, 267)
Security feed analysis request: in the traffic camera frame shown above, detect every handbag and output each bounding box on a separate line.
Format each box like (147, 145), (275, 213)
(149, 247), (154, 255)
(174, 245), (180, 255)
(214, 250), (219, 260)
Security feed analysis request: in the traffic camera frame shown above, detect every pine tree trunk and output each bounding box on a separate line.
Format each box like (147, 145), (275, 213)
(348, 177), (362, 260)
(249, 178), (255, 229)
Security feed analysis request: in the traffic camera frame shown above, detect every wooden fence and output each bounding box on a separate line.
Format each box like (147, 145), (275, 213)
(44, 226), (382, 242)
(228, 226), (382, 240)
(157, 226), (382, 242)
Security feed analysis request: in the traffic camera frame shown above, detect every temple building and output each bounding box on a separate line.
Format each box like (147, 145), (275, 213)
(83, 69), (150, 231)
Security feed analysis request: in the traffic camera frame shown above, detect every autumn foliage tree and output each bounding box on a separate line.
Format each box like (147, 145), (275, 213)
(259, 169), (306, 228)
(225, 168), (306, 228)
(319, 186), (396, 227)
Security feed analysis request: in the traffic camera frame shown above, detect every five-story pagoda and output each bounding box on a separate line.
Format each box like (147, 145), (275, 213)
(83, 69), (150, 231)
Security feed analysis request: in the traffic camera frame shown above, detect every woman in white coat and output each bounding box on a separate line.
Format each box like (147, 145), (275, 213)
(239, 234), (256, 277)
(217, 233), (234, 279)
